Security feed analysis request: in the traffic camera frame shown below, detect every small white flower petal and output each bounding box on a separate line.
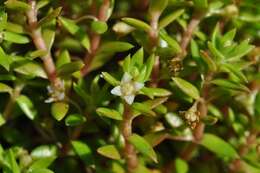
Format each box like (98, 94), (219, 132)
(124, 95), (135, 104)
(47, 85), (53, 93)
(111, 86), (122, 96)
(134, 82), (144, 91)
(45, 97), (54, 103)
(122, 72), (132, 83)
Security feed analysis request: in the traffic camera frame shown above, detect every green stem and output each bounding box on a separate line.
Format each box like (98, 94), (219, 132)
(3, 83), (24, 120)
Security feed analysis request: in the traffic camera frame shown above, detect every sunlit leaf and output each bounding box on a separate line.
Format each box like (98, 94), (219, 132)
(172, 77), (200, 100)
(129, 133), (158, 163)
(97, 145), (121, 160)
(51, 102), (69, 121)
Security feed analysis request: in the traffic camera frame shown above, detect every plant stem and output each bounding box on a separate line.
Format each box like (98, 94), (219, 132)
(121, 102), (138, 173)
(181, 73), (212, 158)
(163, 74), (212, 173)
(26, 0), (62, 90)
(149, 12), (160, 49)
(174, 11), (204, 61)
(149, 11), (160, 87)
(3, 84), (24, 120)
(81, 0), (110, 76)
(229, 130), (258, 172)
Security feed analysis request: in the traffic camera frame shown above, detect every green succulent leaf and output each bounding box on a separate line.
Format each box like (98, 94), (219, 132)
(29, 157), (56, 170)
(31, 145), (57, 159)
(99, 41), (134, 53)
(96, 107), (122, 120)
(132, 102), (156, 116)
(200, 133), (238, 159)
(101, 72), (120, 86)
(51, 102), (69, 121)
(28, 50), (48, 60)
(59, 17), (90, 50)
(14, 61), (47, 79)
(131, 47), (144, 68)
(144, 54), (156, 81)
(0, 83), (12, 94)
(5, 22), (25, 34)
(133, 97), (169, 117)
(175, 158), (189, 173)
(122, 17), (151, 32)
(201, 115), (218, 125)
(200, 50), (217, 71)
(38, 7), (62, 27)
(172, 77), (200, 100)
(3, 31), (30, 44)
(16, 95), (37, 120)
(211, 79), (249, 92)
(193, 0), (208, 9)
(159, 31), (182, 54)
(97, 145), (121, 160)
(91, 21), (108, 34)
(36, 0), (50, 10)
(5, 0), (30, 11)
(56, 49), (71, 68)
(159, 9), (184, 29)
(0, 47), (11, 71)
(71, 140), (93, 166)
(4, 149), (20, 173)
(141, 87), (171, 98)
(0, 114), (6, 127)
(0, 12), (7, 32)
(65, 114), (86, 126)
(149, 0), (168, 15)
(57, 61), (84, 78)
(129, 133), (158, 163)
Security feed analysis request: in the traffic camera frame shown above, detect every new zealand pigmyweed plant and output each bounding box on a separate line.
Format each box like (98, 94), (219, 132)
(0, 0), (259, 173)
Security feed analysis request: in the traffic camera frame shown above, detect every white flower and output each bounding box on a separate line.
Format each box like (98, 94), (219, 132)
(45, 81), (66, 103)
(111, 73), (144, 104)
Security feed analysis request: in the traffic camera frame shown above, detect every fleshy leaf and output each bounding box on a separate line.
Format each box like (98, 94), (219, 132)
(97, 145), (121, 160)
(128, 133), (158, 163)
(200, 133), (238, 159)
(71, 140), (93, 166)
(96, 107), (122, 120)
(51, 102), (69, 121)
(172, 77), (200, 100)
(16, 95), (37, 120)
(65, 114), (86, 126)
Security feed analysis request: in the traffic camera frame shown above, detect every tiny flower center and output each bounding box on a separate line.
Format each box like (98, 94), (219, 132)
(121, 82), (135, 96)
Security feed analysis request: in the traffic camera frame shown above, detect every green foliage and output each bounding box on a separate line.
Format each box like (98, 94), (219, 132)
(0, 0), (259, 173)
(97, 145), (121, 160)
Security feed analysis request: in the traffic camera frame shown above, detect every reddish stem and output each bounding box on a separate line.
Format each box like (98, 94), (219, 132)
(26, 0), (61, 89)
(121, 103), (138, 173)
(81, 0), (110, 76)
